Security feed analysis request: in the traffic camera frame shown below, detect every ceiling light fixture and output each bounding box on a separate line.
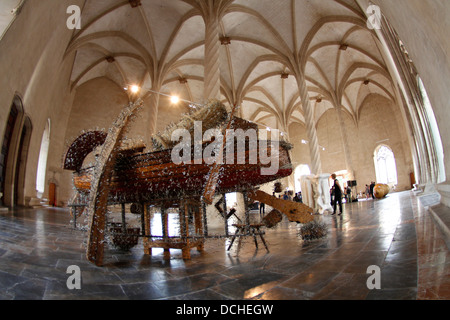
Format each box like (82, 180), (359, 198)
(170, 96), (180, 104)
(130, 85), (140, 93)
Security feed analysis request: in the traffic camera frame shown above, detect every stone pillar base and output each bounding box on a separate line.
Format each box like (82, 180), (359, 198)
(413, 183), (441, 209)
(300, 173), (333, 214)
(26, 197), (49, 208)
(437, 183), (450, 208)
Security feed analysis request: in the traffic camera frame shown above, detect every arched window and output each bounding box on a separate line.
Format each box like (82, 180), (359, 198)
(36, 119), (50, 196)
(374, 145), (398, 185)
(294, 164), (311, 192)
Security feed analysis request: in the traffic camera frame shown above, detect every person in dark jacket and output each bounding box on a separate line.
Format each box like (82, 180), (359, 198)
(331, 174), (343, 215)
(370, 181), (376, 199)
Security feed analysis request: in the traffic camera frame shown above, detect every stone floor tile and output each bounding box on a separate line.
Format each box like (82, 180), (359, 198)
(0, 192), (448, 300)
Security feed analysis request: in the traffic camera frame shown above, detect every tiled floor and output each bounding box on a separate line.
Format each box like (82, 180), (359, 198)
(0, 191), (449, 300)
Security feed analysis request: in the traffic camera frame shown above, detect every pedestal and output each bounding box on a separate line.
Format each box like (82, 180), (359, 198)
(437, 183), (450, 208)
(317, 173), (333, 214)
(300, 174), (332, 214)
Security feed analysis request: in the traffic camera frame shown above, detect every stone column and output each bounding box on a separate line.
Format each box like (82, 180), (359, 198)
(146, 90), (160, 146)
(437, 184), (450, 208)
(336, 105), (355, 179)
(296, 75), (322, 175)
(203, 11), (221, 101)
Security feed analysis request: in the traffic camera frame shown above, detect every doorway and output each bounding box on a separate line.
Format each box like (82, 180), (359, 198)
(294, 164), (311, 192)
(0, 96), (32, 207)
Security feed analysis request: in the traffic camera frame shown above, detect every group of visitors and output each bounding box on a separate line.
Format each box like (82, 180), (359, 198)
(330, 175), (380, 216)
(258, 190), (303, 215)
(293, 192), (303, 203)
(272, 190), (303, 203)
(280, 190), (303, 203)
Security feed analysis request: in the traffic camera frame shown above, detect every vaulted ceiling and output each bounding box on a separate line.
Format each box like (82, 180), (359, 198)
(0, 0), (25, 39)
(65, 0), (395, 133)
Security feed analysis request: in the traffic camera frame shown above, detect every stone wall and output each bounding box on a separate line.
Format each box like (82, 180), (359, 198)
(0, 0), (447, 208)
(289, 94), (414, 195)
(0, 0), (84, 206)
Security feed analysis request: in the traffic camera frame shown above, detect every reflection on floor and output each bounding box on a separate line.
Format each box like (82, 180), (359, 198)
(0, 191), (448, 300)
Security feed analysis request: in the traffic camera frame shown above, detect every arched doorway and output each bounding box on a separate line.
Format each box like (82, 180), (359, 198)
(374, 145), (398, 186)
(294, 164), (311, 192)
(0, 95), (32, 207)
(14, 116), (32, 206)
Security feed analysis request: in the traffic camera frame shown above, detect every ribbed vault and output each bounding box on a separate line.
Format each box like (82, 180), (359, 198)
(65, 0), (396, 138)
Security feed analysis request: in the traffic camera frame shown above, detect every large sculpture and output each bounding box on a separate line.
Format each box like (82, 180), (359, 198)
(300, 174), (333, 214)
(373, 183), (390, 199)
(64, 100), (315, 266)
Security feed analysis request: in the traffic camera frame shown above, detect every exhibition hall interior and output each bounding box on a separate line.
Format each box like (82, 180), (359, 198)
(0, 0), (449, 300)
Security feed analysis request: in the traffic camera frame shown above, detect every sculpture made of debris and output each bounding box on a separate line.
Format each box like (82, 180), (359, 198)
(299, 220), (328, 241)
(151, 100), (228, 151)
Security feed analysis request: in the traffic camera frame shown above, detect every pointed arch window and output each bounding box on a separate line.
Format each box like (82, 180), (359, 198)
(374, 145), (397, 185)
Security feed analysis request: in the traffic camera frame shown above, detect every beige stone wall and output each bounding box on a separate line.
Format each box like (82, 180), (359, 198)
(288, 122), (312, 190)
(64, 78), (130, 142)
(288, 122), (311, 168)
(355, 94), (413, 192)
(355, 0), (450, 194)
(372, 0), (450, 182)
(0, 0), (445, 208)
(316, 110), (347, 175)
(0, 0), (83, 206)
(289, 94), (414, 195)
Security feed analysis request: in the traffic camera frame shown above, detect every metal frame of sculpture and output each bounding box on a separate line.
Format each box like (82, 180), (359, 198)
(64, 99), (315, 266)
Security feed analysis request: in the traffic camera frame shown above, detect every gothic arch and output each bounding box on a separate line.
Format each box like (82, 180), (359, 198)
(0, 95), (32, 207)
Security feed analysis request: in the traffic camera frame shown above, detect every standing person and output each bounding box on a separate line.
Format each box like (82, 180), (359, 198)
(331, 174), (343, 215)
(365, 184), (370, 200)
(259, 201), (265, 216)
(330, 186), (335, 206)
(370, 181), (376, 199)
